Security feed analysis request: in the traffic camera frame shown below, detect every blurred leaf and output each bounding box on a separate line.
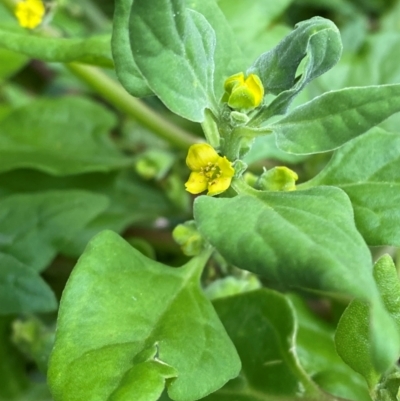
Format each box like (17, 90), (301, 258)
(0, 29), (113, 68)
(272, 84), (400, 154)
(0, 169), (176, 257)
(0, 191), (108, 272)
(0, 48), (28, 81)
(304, 128), (400, 246)
(216, 0), (292, 63)
(0, 96), (131, 175)
(0, 316), (29, 401)
(0, 255), (57, 315)
(48, 231), (240, 401)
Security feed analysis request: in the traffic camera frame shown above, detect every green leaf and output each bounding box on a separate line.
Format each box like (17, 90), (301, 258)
(0, 255), (57, 315)
(48, 231), (240, 401)
(195, 186), (373, 299)
(204, 289), (322, 400)
(111, 0), (152, 97)
(0, 28), (113, 68)
(0, 48), (27, 81)
(271, 84), (400, 154)
(0, 170), (176, 258)
(248, 17), (342, 121)
(117, 0), (217, 122)
(0, 96), (131, 175)
(0, 191), (108, 272)
(304, 128), (400, 246)
(112, 0), (244, 100)
(335, 255), (400, 387)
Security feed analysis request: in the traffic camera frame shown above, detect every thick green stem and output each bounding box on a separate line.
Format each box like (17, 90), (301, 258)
(67, 63), (199, 150)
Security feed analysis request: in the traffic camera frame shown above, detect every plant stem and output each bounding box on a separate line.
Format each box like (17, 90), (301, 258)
(67, 63), (199, 150)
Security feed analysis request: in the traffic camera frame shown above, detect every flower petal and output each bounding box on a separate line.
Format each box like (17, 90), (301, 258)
(185, 171), (208, 194)
(186, 143), (219, 171)
(217, 156), (235, 178)
(207, 176), (232, 196)
(245, 74), (264, 107)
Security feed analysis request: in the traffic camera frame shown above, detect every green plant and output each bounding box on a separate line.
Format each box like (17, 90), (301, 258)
(1, 0), (400, 400)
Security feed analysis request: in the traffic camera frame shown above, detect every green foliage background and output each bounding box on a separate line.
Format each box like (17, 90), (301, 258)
(1, 0), (400, 401)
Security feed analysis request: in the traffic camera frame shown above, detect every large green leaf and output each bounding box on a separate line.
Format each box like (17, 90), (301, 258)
(48, 231), (240, 401)
(303, 128), (400, 246)
(0, 96), (131, 175)
(195, 186), (373, 298)
(335, 255), (400, 391)
(0, 28), (113, 68)
(0, 255), (57, 315)
(0, 191), (108, 272)
(195, 186), (400, 372)
(115, 0), (217, 122)
(112, 0), (244, 100)
(248, 17), (342, 122)
(271, 84), (400, 154)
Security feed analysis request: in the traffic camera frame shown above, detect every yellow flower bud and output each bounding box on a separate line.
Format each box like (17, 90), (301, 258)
(223, 72), (264, 110)
(15, 0), (45, 29)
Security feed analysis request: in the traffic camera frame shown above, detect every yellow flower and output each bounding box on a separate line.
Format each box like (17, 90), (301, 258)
(223, 72), (264, 110)
(15, 0), (45, 29)
(185, 144), (234, 196)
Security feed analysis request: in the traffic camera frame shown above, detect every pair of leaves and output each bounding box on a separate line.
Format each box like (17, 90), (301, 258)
(0, 191), (109, 315)
(194, 186), (400, 373)
(303, 127), (400, 247)
(48, 231), (240, 401)
(0, 96), (130, 175)
(112, 0), (244, 122)
(0, 27), (113, 68)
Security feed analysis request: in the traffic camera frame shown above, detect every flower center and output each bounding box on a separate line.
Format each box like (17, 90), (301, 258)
(200, 162), (221, 184)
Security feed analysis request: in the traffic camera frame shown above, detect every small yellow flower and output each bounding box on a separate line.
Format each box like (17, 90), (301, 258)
(15, 0), (45, 29)
(223, 72), (264, 110)
(185, 144), (234, 196)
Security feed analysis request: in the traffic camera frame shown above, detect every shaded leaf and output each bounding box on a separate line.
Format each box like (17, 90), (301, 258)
(0, 191), (108, 272)
(0, 255), (57, 315)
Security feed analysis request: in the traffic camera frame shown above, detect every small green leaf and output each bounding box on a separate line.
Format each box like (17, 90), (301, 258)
(304, 128), (400, 246)
(0, 29), (113, 68)
(0, 48), (27, 81)
(195, 186), (374, 299)
(0, 255), (57, 315)
(48, 231), (240, 401)
(0, 191), (108, 272)
(248, 17), (342, 120)
(0, 96), (131, 175)
(271, 84), (400, 154)
(119, 0), (217, 122)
